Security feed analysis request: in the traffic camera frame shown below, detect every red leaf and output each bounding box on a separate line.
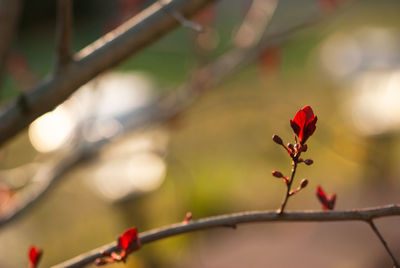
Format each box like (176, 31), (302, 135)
(94, 227), (140, 265)
(290, 106), (318, 144)
(118, 227), (139, 251)
(316, 186), (336, 210)
(28, 246), (42, 268)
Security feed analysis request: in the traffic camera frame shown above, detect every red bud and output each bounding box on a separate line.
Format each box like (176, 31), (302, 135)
(272, 134), (283, 145)
(300, 179), (308, 189)
(271, 170), (283, 178)
(183, 212), (193, 223)
(316, 186), (336, 210)
(304, 159), (313, 165)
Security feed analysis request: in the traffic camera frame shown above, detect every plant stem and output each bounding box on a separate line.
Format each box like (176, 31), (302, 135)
(368, 220), (399, 268)
(278, 159), (298, 214)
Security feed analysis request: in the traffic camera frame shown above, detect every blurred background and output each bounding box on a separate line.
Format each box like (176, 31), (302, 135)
(1, 0), (400, 267)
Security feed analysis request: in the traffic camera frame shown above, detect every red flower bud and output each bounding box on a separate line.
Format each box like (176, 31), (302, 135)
(290, 106), (317, 145)
(300, 178), (308, 189)
(316, 186), (336, 210)
(94, 227), (141, 265)
(118, 227), (140, 253)
(271, 170), (284, 178)
(272, 134), (283, 145)
(304, 159), (313, 165)
(183, 212), (193, 223)
(28, 246), (42, 268)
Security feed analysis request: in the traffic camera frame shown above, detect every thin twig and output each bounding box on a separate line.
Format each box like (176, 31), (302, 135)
(158, 0), (204, 32)
(368, 220), (399, 268)
(172, 11), (204, 32)
(53, 204), (400, 268)
(278, 160), (298, 214)
(55, 0), (73, 69)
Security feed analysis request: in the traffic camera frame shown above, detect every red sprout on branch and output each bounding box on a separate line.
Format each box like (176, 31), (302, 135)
(28, 246), (42, 268)
(316, 186), (337, 211)
(290, 105), (318, 145)
(183, 212), (193, 223)
(95, 227), (140, 265)
(271, 106), (317, 214)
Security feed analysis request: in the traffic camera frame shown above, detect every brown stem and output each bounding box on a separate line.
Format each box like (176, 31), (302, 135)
(278, 159), (298, 214)
(368, 220), (399, 268)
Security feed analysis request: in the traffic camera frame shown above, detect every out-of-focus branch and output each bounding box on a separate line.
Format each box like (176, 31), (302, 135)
(0, 0), (218, 147)
(55, 0), (73, 70)
(0, 0), (22, 89)
(53, 204), (400, 268)
(0, 147), (81, 228)
(0, 0), (327, 230)
(171, 11), (204, 32)
(233, 0), (278, 48)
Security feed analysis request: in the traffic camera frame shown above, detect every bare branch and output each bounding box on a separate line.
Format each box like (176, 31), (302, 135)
(0, 0), (22, 89)
(0, 147), (82, 228)
(233, 0), (278, 48)
(158, 0), (204, 32)
(55, 0), (73, 69)
(368, 220), (399, 268)
(0, 0), (218, 147)
(0, 3), (321, 230)
(171, 11), (204, 32)
(53, 204), (400, 268)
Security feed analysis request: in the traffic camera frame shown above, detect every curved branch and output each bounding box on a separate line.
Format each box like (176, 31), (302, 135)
(0, 0), (218, 147)
(53, 204), (400, 268)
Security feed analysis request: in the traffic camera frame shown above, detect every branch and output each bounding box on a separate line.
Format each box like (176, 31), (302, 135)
(278, 159), (298, 214)
(0, 147), (82, 228)
(55, 0), (73, 69)
(233, 0), (278, 48)
(0, 1), (325, 230)
(53, 204), (400, 268)
(0, 0), (218, 147)
(0, 0), (22, 89)
(368, 220), (399, 268)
